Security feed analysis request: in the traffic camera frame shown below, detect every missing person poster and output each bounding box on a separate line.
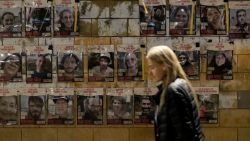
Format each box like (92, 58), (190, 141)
(106, 88), (133, 125)
(229, 1), (250, 39)
(88, 45), (114, 82)
(76, 88), (103, 125)
(24, 0), (52, 37)
(200, 0), (227, 35)
(26, 46), (52, 83)
(0, 45), (22, 82)
(20, 87), (46, 125)
(117, 44), (143, 81)
(0, 88), (18, 125)
(169, 0), (196, 35)
(47, 88), (74, 125)
(172, 38), (200, 80)
(134, 87), (157, 124)
(139, 0), (166, 35)
(0, 0), (22, 37)
(57, 45), (84, 82)
(206, 42), (233, 80)
(54, 0), (79, 36)
(194, 87), (219, 124)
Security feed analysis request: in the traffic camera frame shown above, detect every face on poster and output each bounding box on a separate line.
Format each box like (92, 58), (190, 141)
(169, 5), (195, 35)
(20, 95), (46, 125)
(107, 95), (133, 124)
(25, 7), (51, 36)
(54, 6), (79, 36)
(207, 50), (233, 80)
(197, 94), (218, 124)
(58, 53), (83, 82)
(175, 51), (200, 79)
(88, 52), (114, 82)
(77, 95), (103, 125)
(134, 95), (155, 124)
(117, 49), (143, 81)
(229, 8), (250, 38)
(0, 96), (17, 125)
(0, 53), (22, 82)
(0, 8), (22, 37)
(26, 54), (52, 83)
(200, 5), (226, 35)
(47, 95), (74, 125)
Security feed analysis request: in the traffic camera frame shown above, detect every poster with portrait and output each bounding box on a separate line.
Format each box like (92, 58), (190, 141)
(0, 88), (18, 125)
(54, 0), (79, 36)
(47, 88), (74, 125)
(139, 0), (166, 35)
(172, 38), (200, 80)
(24, 0), (52, 37)
(0, 0), (22, 37)
(194, 87), (219, 124)
(134, 87), (157, 124)
(117, 45), (143, 81)
(200, 0), (227, 35)
(20, 87), (46, 125)
(169, 0), (196, 35)
(106, 88), (133, 125)
(57, 45), (84, 82)
(26, 46), (52, 83)
(206, 42), (233, 80)
(0, 45), (22, 82)
(229, 1), (250, 39)
(76, 88), (103, 125)
(88, 45), (114, 82)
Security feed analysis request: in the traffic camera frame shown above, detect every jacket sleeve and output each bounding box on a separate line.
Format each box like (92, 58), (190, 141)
(167, 85), (196, 141)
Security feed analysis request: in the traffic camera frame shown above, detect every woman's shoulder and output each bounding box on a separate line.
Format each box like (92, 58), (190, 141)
(167, 78), (191, 97)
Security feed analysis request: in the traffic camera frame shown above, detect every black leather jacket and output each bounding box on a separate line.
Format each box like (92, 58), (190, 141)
(154, 78), (205, 141)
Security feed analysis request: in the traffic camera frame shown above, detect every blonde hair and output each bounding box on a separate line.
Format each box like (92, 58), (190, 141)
(146, 45), (197, 110)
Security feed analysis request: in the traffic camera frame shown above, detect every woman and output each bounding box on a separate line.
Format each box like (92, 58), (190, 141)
(1, 12), (15, 32)
(146, 45), (205, 141)
(1, 53), (22, 81)
(0, 96), (17, 122)
(124, 52), (139, 77)
(171, 6), (190, 29)
(177, 52), (196, 76)
(108, 96), (131, 119)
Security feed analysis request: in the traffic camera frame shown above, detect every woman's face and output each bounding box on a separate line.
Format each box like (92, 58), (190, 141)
(178, 54), (187, 65)
(2, 14), (14, 26)
(63, 56), (77, 73)
(126, 53), (137, 69)
(112, 99), (122, 113)
(147, 58), (165, 83)
(206, 7), (221, 29)
(4, 55), (20, 77)
(0, 96), (17, 120)
(215, 54), (226, 67)
(175, 8), (188, 28)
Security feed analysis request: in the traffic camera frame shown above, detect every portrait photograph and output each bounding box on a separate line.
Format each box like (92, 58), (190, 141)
(0, 95), (18, 125)
(54, 6), (79, 36)
(48, 95), (74, 125)
(117, 47), (143, 81)
(207, 50), (233, 80)
(26, 53), (52, 83)
(169, 5), (195, 35)
(20, 95), (46, 125)
(88, 51), (114, 82)
(175, 50), (200, 80)
(77, 95), (103, 125)
(0, 8), (22, 37)
(107, 95), (133, 125)
(200, 4), (227, 35)
(57, 53), (84, 82)
(229, 1), (250, 39)
(25, 7), (51, 37)
(0, 53), (22, 82)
